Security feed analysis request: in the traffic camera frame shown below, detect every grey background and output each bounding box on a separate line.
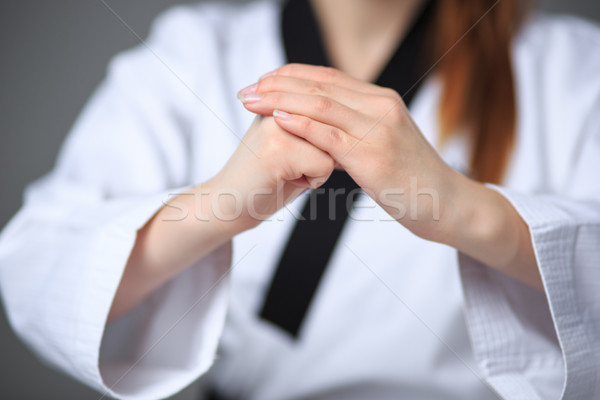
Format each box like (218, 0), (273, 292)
(1, 1), (599, 399)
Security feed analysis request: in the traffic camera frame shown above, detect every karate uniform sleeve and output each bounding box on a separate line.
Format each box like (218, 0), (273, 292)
(0, 6), (233, 400)
(458, 16), (600, 400)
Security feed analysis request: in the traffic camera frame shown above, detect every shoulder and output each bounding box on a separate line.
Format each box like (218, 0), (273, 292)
(515, 14), (600, 86)
(510, 14), (600, 191)
(519, 12), (600, 45)
(513, 13), (600, 115)
(146, 0), (280, 49)
(104, 0), (281, 96)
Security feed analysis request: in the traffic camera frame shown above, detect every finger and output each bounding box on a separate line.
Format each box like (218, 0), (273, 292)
(287, 177), (312, 188)
(265, 64), (389, 96)
(305, 174), (329, 188)
(291, 143), (334, 189)
(245, 75), (380, 113)
(273, 110), (356, 161)
(241, 91), (371, 134)
(280, 127), (335, 188)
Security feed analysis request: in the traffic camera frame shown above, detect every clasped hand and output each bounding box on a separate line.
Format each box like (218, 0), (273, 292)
(237, 63), (460, 240)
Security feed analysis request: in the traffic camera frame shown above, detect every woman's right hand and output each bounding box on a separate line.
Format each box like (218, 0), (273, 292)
(108, 115), (334, 321)
(207, 114), (335, 233)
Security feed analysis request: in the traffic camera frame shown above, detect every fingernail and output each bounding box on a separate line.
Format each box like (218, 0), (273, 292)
(238, 93), (263, 103)
(312, 179), (326, 187)
(273, 109), (292, 120)
(259, 70), (277, 80)
(237, 83), (257, 98)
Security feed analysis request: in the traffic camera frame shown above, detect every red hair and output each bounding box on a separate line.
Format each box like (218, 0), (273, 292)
(434, 0), (532, 183)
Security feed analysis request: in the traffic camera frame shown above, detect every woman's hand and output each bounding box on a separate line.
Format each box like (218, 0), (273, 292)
(238, 64), (458, 239)
(209, 114), (335, 233)
(109, 113), (335, 321)
(238, 64), (542, 289)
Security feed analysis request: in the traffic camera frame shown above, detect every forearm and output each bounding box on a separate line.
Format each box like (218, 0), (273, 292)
(108, 179), (240, 321)
(437, 173), (542, 290)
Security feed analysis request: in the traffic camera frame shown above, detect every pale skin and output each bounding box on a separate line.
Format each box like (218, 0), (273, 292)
(108, 0), (541, 322)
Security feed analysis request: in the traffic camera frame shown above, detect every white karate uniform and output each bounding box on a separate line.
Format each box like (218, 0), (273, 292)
(1, 1), (599, 399)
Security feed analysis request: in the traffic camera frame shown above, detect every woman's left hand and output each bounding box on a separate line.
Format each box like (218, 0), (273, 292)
(238, 63), (460, 240)
(238, 63), (542, 289)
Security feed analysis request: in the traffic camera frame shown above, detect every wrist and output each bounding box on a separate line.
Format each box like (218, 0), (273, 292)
(434, 174), (517, 269)
(187, 177), (255, 238)
(434, 175), (542, 288)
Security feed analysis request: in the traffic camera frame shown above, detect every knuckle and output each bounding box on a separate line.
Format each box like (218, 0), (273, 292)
(383, 95), (402, 111)
(307, 81), (326, 95)
(300, 117), (313, 132)
(389, 106), (408, 125)
(382, 88), (402, 101)
(268, 92), (282, 107)
(280, 63), (298, 76)
(317, 66), (337, 79)
(380, 97), (407, 125)
(257, 75), (276, 92)
(373, 96), (392, 110)
(262, 121), (285, 148)
(328, 126), (343, 144)
(264, 130), (282, 147)
(263, 135), (285, 159)
(315, 96), (333, 113)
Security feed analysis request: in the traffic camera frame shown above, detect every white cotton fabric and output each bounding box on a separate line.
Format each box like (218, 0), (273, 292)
(1, 1), (599, 399)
